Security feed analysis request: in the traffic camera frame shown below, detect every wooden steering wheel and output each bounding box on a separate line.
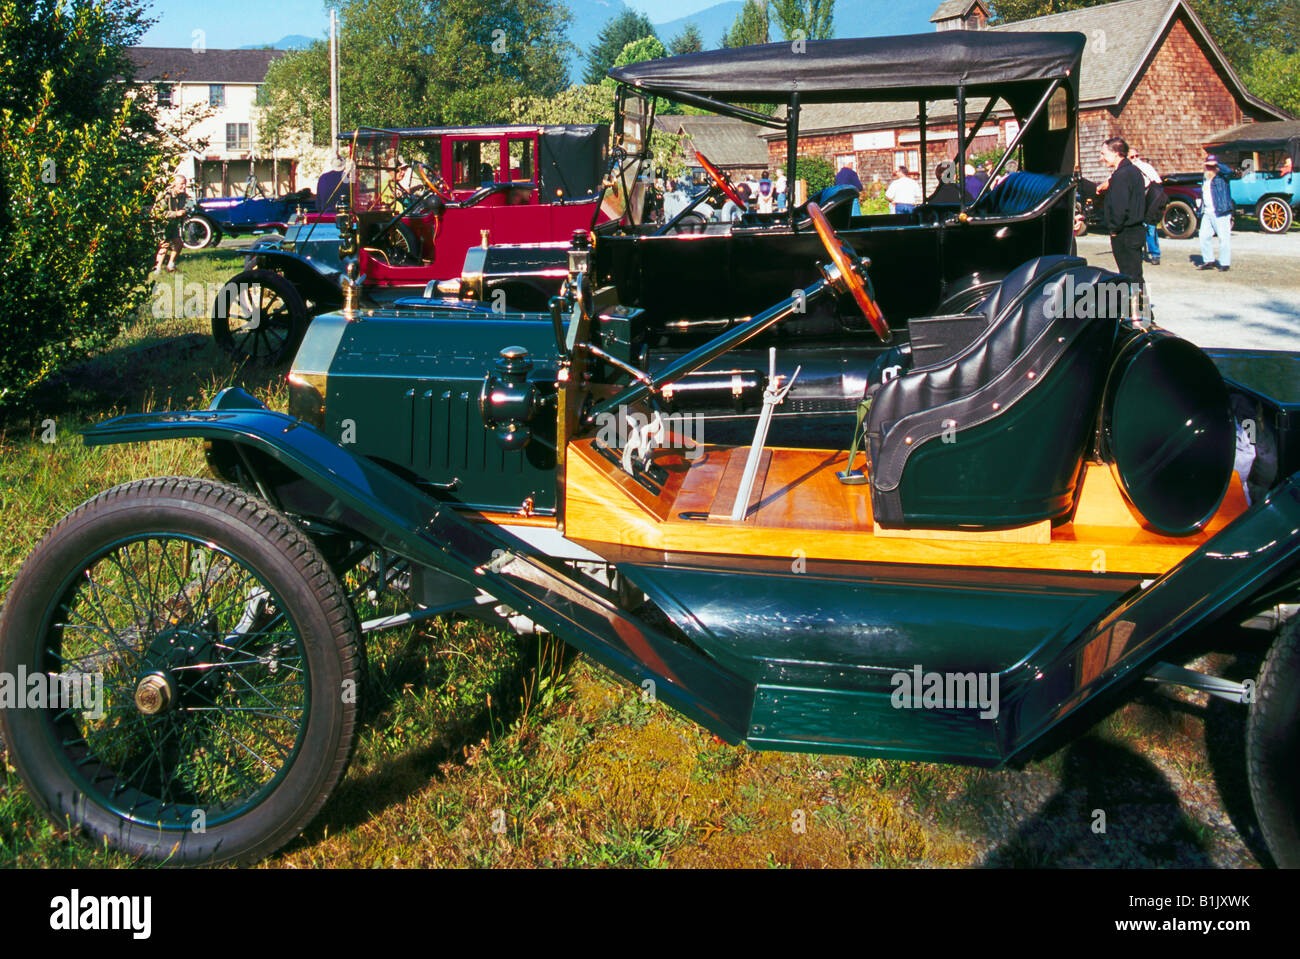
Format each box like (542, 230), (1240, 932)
(696, 151), (745, 208)
(806, 201), (891, 342)
(413, 162), (452, 201)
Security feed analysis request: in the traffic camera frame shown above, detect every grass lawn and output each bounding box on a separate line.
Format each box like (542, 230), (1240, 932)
(0, 245), (1262, 868)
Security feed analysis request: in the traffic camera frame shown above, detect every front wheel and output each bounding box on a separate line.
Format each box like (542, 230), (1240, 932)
(1161, 199), (1196, 239)
(1256, 197), (1294, 234)
(0, 477), (363, 865)
(1247, 608), (1300, 867)
(181, 217), (217, 250)
(212, 269), (308, 366)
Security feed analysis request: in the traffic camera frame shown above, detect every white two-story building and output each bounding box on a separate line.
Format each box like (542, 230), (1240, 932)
(128, 46), (311, 198)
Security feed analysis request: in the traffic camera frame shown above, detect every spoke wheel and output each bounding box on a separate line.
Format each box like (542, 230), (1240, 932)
(1256, 197), (1293, 234)
(181, 217), (214, 250)
(1160, 199), (1195, 240)
(0, 478), (362, 865)
(211, 268), (308, 367)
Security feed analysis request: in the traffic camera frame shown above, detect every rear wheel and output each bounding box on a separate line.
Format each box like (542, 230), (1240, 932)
(1247, 607), (1300, 867)
(1161, 199), (1196, 239)
(212, 269), (308, 366)
(1256, 197), (1293, 235)
(0, 478), (362, 865)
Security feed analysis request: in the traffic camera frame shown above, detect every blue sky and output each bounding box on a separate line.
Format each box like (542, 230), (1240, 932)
(138, 0), (732, 47)
(139, 0), (331, 48)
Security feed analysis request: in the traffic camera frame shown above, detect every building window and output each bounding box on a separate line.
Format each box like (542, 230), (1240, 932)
(156, 83), (174, 107)
(226, 123), (250, 151)
(208, 84), (225, 107)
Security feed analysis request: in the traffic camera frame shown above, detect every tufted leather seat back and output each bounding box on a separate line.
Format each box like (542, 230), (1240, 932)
(866, 255), (1124, 528)
(970, 172), (1070, 218)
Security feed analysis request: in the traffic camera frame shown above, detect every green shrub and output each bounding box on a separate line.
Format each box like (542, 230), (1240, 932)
(786, 154), (836, 196)
(0, 0), (169, 412)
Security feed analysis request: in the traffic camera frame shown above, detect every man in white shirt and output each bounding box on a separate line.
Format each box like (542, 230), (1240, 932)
(1129, 149), (1161, 265)
(885, 167), (923, 214)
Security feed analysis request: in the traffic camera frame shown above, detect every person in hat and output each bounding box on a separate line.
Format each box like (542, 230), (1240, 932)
(1199, 155), (1233, 271)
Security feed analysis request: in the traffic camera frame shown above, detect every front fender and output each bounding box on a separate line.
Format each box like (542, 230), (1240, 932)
(80, 389), (754, 742)
(1003, 476), (1300, 762)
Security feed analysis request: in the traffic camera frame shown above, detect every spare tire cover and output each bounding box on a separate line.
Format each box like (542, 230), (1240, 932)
(1102, 330), (1235, 536)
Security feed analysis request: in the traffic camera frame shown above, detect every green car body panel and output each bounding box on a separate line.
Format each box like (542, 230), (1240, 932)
(81, 390), (1300, 766)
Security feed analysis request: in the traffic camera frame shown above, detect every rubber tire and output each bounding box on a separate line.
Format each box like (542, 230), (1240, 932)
(1247, 610), (1300, 868)
(1256, 197), (1293, 235)
(0, 477), (363, 866)
(211, 268), (309, 367)
(1161, 200), (1196, 240)
(181, 216), (215, 250)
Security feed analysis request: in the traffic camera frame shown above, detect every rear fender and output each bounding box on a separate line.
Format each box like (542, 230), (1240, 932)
(1003, 476), (1300, 762)
(247, 249), (344, 308)
(81, 389), (753, 742)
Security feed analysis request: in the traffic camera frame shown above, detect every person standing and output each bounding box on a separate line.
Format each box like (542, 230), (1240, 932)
(1129, 148), (1161, 265)
(1099, 137), (1146, 294)
(1199, 155), (1233, 271)
(885, 167), (922, 214)
(755, 170), (775, 213)
(153, 175), (188, 273)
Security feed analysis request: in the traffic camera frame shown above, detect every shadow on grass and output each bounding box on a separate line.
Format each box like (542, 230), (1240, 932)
(287, 623), (579, 848)
(983, 736), (1215, 867)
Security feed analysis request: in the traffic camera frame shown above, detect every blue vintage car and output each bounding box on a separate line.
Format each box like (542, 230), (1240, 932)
(181, 179), (316, 249)
(1206, 121), (1300, 234)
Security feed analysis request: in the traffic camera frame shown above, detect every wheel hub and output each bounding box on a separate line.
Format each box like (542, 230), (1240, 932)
(134, 672), (175, 715)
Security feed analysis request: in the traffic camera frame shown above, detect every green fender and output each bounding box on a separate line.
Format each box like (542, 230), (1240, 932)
(82, 389), (753, 743)
(1002, 476), (1300, 763)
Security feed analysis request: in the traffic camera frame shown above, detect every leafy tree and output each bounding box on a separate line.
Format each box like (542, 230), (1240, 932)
(722, 0), (770, 48)
(509, 84), (610, 125)
(584, 10), (657, 85)
(1244, 47), (1300, 116)
(259, 0), (572, 147)
(770, 0), (835, 42)
(988, 0), (1106, 23)
(669, 23), (705, 55)
(0, 0), (170, 410)
(990, 0), (1296, 69)
(785, 154), (835, 194)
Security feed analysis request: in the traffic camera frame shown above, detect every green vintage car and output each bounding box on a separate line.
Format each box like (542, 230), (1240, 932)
(2, 34), (1299, 868)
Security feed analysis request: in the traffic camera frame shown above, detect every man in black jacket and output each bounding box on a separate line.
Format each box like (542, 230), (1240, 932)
(1099, 137), (1146, 296)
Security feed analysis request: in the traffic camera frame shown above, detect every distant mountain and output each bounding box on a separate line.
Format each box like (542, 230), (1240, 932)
(567, 0), (633, 81)
(655, 2), (744, 49)
(239, 34), (315, 51)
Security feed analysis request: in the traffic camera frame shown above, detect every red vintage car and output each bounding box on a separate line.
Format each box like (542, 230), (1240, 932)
(213, 124), (612, 364)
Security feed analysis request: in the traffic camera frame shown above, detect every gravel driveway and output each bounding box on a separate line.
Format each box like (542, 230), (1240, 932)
(1076, 229), (1300, 350)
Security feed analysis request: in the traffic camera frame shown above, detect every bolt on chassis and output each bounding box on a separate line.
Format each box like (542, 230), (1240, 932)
(4, 35), (1300, 868)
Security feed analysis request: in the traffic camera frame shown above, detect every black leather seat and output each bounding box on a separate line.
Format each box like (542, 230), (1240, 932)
(796, 184), (859, 229)
(968, 172), (1071, 217)
(866, 255), (1125, 529)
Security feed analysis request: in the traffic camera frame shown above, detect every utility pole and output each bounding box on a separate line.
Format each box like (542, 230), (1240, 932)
(329, 10), (339, 158)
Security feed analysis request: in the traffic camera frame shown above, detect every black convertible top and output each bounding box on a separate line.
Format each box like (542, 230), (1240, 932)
(608, 31), (1085, 103)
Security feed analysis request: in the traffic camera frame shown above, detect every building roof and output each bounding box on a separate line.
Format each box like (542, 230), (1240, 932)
(661, 116), (770, 168)
(760, 97), (999, 141)
(987, 0), (1287, 116)
(930, 0), (987, 23)
(127, 47), (284, 85)
(786, 0), (1290, 137)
